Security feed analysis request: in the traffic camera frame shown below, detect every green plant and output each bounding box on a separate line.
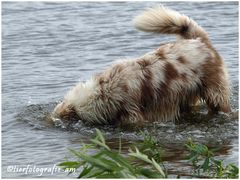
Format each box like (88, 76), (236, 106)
(58, 129), (167, 178)
(58, 129), (238, 179)
(134, 131), (163, 163)
(186, 138), (239, 178)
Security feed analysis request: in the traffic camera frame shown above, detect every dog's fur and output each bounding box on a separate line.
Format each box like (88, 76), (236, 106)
(52, 6), (231, 127)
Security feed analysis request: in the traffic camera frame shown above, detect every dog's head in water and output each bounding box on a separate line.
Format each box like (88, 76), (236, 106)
(52, 78), (98, 123)
(52, 101), (79, 122)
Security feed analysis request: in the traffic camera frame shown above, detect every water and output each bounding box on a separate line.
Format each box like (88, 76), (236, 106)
(2, 2), (238, 178)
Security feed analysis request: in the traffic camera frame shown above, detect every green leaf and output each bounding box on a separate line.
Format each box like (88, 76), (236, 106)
(95, 172), (120, 178)
(225, 164), (239, 178)
(185, 144), (196, 152)
(138, 168), (162, 178)
(115, 170), (137, 178)
(95, 128), (106, 144)
(58, 161), (80, 167)
(151, 158), (166, 177)
(87, 169), (106, 178)
(194, 144), (207, 155)
(101, 150), (135, 173)
(188, 154), (199, 164)
(129, 148), (152, 164)
(73, 151), (114, 171)
(91, 139), (110, 150)
(211, 158), (222, 167)
(78, 165), (93, 178)
(69, 149), (84, 158)
(202, 157), (210, 172)
(96, 157), (123, 171)
(119, 136), (122, 154)
(92, 151), (105, 159)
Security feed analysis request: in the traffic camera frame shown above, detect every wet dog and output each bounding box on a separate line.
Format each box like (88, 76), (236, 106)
(52, 6), (231, 127)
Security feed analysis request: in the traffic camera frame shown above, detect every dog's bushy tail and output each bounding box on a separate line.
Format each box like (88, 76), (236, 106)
(134, 5), (210, 43)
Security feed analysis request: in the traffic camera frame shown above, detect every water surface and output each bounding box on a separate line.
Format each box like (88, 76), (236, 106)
(2, 2), (238, 178)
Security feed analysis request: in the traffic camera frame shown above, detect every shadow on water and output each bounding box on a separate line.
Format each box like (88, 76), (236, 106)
(16, 101), (238, 177)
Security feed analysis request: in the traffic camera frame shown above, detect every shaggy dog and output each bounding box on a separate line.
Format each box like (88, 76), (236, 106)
(52, 6), (231, 127)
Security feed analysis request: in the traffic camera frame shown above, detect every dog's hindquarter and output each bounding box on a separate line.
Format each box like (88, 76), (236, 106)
(134, 5), (231, 115)
(91, 40), (213, 126)
(137, 40), (211, 123)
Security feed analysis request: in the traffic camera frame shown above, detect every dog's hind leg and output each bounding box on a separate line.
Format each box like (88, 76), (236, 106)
(200, 55), (231, 114)
(203, 83), (231, 114)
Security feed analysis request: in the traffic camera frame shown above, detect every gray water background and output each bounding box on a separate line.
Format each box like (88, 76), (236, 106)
(2, 2), (238, 178)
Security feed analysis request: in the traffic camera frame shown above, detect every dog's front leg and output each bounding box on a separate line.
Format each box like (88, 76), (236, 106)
(119, 109), (145, 129)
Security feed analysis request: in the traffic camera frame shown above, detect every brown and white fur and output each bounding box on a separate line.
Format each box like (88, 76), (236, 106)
(52, 6), (231, 127)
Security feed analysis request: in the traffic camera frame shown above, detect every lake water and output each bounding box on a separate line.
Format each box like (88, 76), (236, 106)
(2, 2), (238, 178)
